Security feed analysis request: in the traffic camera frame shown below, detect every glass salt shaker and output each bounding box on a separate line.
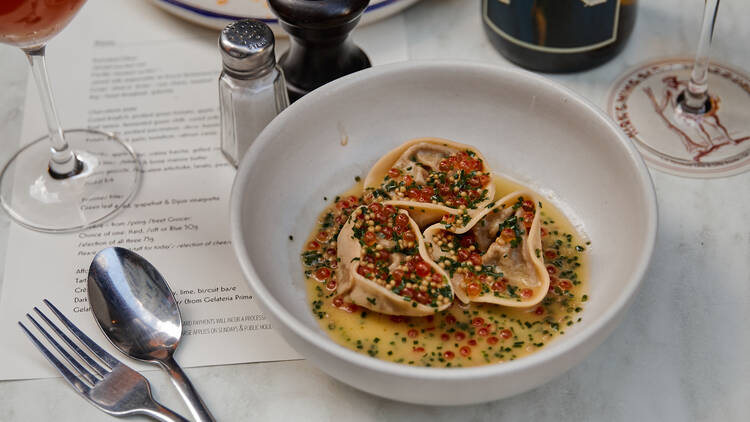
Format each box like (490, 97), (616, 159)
(218, 20), (289, 167)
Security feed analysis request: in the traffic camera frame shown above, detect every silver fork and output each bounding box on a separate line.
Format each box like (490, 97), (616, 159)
(18, 299), (189, 422)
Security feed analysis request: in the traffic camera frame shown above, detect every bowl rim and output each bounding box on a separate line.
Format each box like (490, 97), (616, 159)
(230, 60), (658, 381)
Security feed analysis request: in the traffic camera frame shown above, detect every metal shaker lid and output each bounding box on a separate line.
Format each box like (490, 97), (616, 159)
(219, 19), (275, 76)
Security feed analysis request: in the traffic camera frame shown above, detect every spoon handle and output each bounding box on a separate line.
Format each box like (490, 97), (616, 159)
(141, 402), (191, 422)
(159, 356), (216, 422)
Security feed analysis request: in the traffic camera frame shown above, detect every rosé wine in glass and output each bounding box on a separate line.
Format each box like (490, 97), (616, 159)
(0, 0), (86, 48)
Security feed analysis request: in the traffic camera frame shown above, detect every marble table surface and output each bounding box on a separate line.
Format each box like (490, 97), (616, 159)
(1, 1), (748, 421)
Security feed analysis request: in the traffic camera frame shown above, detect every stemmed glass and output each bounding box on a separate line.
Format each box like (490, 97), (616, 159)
(607, 0), (750, 178)
(0, 0), (140, 232)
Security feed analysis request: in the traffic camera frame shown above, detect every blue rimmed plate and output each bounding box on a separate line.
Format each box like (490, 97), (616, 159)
(148, 0), (421, 34)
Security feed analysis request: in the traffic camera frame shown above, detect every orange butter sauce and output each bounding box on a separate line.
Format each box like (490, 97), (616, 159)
(302, 176), (588, 368)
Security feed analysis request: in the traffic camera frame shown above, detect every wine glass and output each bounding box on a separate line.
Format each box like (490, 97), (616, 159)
(0, 0), (140, 232)
(607, 0), (750, 178)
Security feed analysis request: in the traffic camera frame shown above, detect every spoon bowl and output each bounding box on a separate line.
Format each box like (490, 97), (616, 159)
(87, 247), (181, 361)
(88, 247), (215, 422)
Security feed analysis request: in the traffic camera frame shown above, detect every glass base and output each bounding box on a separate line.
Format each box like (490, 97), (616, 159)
(607, 58), (750, 178)
(0, 129), (141, 233)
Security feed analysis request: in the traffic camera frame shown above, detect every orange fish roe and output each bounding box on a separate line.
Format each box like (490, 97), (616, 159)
(350, 204), (452, 308)
(374, 150), (492, 210)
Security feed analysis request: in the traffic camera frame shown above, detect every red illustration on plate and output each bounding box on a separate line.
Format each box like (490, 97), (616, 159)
(643, 75), (749, 162)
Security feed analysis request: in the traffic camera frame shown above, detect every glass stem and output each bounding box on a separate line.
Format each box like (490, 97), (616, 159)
(685, 0), (721, 112)
(24, 46), (81, 178)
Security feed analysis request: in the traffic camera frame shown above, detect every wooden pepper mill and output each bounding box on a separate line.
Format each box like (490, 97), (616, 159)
(268, 0), (371, 102)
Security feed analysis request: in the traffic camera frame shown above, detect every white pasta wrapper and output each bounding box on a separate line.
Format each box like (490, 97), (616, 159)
(336, 206), (454, 316)
(423, 191), (550, 307)
(364, 137), (495, 228)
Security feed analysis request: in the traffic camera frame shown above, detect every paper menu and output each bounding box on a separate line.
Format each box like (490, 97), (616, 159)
(0, 0), (408, 380)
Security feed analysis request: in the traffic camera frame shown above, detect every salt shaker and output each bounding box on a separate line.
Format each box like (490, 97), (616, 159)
(219, 20), (289, 167)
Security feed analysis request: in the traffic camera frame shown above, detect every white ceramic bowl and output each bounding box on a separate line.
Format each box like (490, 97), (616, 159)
(230, 61), (657, 405)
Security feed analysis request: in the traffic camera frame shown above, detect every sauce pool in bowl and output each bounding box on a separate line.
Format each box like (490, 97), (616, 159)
(302, 176), (589, 368)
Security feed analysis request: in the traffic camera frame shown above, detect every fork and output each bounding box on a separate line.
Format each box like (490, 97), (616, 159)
(18, 300), (189, 422)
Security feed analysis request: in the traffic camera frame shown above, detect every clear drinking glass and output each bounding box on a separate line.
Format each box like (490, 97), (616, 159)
(607, 0), (750, 178)
(0, 0), (140, 232)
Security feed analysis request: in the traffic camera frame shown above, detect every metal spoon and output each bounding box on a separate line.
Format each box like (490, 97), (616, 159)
(87, 247), (215, 422)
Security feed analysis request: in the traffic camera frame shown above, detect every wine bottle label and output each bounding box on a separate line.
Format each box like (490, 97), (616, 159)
(482, 0), (622, 54)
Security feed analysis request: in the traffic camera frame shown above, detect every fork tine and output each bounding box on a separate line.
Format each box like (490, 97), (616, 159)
(43, 299), (121, 369)
(30, 310), (104, 383)
(18, 321), (91, 395)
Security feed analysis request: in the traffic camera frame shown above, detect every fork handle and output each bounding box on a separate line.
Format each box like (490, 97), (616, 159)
(159, 356), (216, 422)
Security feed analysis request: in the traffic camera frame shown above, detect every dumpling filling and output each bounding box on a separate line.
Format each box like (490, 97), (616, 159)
(424, 192), (549, 307)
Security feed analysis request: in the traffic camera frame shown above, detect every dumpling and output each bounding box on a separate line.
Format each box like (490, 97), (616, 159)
(423, 191), (549, 307)
(363, 137), (495, 227)
(336, 203), (454, 316)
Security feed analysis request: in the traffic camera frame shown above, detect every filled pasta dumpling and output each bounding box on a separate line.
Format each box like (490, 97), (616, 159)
(423, 191), (549, 307)
(336, 203), (454, 316)
(364, 137), (495, 227)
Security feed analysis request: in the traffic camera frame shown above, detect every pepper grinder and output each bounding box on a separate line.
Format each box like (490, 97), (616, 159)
(268, 0), (371, 102)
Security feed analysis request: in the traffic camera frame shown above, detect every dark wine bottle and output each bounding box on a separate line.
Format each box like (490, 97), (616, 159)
(482, 0), (638, 73)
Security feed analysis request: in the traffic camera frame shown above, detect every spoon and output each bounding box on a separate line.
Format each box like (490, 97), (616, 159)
(87, 247), (215, 422)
